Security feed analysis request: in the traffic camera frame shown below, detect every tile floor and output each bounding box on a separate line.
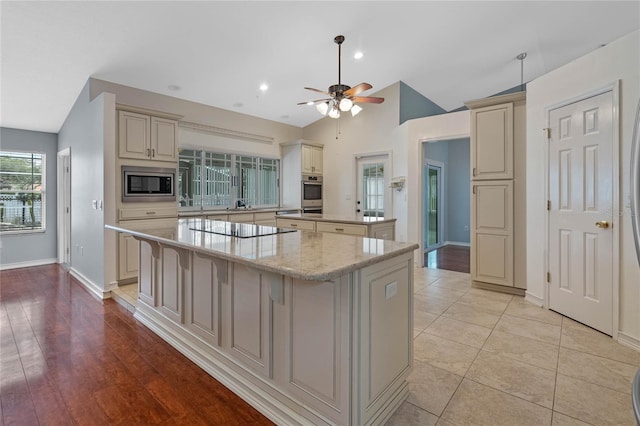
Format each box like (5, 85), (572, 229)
(111, 269), (640, 425)
(387, 266), (640, 426)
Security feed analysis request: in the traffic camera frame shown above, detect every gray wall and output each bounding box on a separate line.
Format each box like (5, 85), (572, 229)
(423, 138), (470, 246)
(446, 138), (470, 243)
(399, 81), (446, 125)
(0, 127), (58, 266)
(58, 81), (107, 289)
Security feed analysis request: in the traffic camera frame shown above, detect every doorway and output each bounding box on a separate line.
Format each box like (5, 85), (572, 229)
(355, 154), (390, 218)
(57, 148), (71, 266)
(421, 139), (471, 272)
(547, 87), (618, 335)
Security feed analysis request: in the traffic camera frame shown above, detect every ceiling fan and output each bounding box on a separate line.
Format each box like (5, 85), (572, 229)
(299, 35), (384, 119)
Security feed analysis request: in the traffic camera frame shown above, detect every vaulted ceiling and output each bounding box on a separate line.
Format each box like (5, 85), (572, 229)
(2, 1), (639, 133)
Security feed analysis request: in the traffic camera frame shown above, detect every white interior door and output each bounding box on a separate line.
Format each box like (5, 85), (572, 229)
(548, 91), (614, 335)
(356, 155), (390, 218)
(57, 148), (71, 265)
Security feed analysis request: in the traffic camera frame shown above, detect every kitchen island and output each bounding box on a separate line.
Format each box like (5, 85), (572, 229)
(106, 218), (417, 425)
(276, 213), (396, 240)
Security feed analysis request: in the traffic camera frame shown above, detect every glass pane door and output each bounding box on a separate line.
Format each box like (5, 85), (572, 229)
(356, 155), (390, 218)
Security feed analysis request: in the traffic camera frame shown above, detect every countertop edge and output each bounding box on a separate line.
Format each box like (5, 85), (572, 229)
(276, 214), (397, 225)
(106, 224), (417, 281)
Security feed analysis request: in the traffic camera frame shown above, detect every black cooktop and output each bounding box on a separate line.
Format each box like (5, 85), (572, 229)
(189, 220), (297, 238)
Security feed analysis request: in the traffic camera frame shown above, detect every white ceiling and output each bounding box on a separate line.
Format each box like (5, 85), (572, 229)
(2, 1), (639, 133)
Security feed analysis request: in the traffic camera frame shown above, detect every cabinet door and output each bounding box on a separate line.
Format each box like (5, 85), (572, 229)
(151, 117), (178, 162)
(224, 263), (273, 377)
(471, 102), (513, 180)
(119, 111), (150, 160)
(471, 181), (514, 287)
(369, 223), (395, 240)
(312, 146), (323, 174)
(301, 145), (314, 174)
(118, 233), (139, 281)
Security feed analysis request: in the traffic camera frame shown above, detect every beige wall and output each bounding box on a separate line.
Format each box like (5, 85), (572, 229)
(526, 30), (640, 346)
(90, 78), (303, 159)
(302, 82), (401, 217)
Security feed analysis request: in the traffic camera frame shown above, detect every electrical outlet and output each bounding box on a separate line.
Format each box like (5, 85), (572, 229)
(385, 282), (398, 300)
(464, 225), (469, 231)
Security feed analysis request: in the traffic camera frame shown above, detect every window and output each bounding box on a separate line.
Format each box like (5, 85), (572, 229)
(362, 163), (385, 217)
(0, 151), (45, 233)
(178, 149), (279, 210)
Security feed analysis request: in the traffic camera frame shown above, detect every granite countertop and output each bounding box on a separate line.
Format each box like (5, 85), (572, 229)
(106, 219), (416, 281)
(178, 208), (290, 218)
(276, 213), (397, 225)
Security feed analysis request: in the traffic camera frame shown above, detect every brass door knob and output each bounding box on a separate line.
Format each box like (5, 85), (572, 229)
(595, 220), (610, 229)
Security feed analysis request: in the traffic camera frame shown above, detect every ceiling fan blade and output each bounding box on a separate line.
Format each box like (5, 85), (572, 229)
(297, 98), (331, 106)
(353, 96), (385, 104)
(344, 82), (372, 96)
(304, 87), (330, 95)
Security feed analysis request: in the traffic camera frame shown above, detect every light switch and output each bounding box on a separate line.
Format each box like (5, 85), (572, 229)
(385, 281), (398, 300)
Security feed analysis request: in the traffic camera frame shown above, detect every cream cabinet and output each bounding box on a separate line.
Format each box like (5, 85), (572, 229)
(465, 92), (526, 292)
(118, 110), (178, 162)
(301, 144), (323, 174)
(276, 217), (316, 231)
(470, 102), (514, 180)
(118, 233), (139, 282)
(369, 221), (396, 240)
(316, 221), (367, 236)
(471, 181), (514, 287)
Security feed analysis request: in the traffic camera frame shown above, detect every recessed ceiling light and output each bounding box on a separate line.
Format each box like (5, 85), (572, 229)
(259, 83), (269, 91)
(354, 51), (364, 59)
(167, 84), (181, 91)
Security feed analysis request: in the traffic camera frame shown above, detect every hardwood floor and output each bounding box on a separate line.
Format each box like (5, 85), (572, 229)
(0, 265), (273, 425)
(424, 244), (470, 273)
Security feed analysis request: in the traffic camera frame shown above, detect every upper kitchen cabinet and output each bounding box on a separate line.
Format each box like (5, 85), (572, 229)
(301, 144), (323, 175)
(466, 92), (525, 181)
(118, 106), (181, 162)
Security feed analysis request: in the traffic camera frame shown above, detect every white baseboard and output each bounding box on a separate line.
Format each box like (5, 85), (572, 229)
(617, 332), (640, 352)
(524, 291), (544, 307)
(0, 258), (57, 271)
(69, 268), (110, 300)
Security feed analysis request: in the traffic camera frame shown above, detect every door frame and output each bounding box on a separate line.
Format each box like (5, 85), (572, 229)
(419, 137), (469, 267)
(543, 81), (620, 338)
(353, 150), (392, 218)
(57, 147), (71, 265)
(424, 159), (445, 253)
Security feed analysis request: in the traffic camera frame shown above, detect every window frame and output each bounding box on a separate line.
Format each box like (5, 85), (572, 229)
(0, 150), (46, 235)
(178, 146), (280, 212)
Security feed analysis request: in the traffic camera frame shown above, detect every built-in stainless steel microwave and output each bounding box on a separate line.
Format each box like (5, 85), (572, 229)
(122, 166), (176, 203)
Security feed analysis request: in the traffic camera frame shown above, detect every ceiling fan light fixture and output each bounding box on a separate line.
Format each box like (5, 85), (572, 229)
(316, 102), (329, 115)
(351, 104), (363, 117)
(328, 105), (341, 119)
(339, 97), (353, 112)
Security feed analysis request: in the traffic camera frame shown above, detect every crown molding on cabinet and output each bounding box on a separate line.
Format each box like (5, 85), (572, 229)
(464, 91), (526, 109)
(115, 103), (183, 121)
(178, 121), (274, 144)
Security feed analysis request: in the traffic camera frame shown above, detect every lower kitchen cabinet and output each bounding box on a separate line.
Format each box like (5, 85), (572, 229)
(316, 221), (367, 236)
(275, 218), (316, 231)
(118, 232), (139, 282)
